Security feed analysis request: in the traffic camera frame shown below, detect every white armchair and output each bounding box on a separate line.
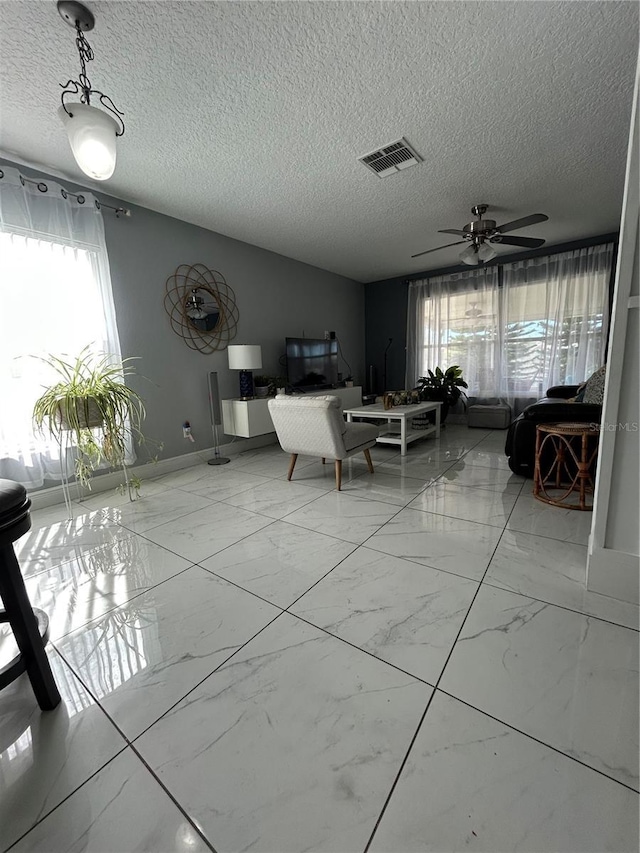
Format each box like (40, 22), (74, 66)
(268, 395), (379, 490)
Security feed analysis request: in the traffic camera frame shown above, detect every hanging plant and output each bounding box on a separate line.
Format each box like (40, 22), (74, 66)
(32, 347), (161, 499)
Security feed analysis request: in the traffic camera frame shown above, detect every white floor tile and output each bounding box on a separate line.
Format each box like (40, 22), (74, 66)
(486, 529), (639, 629)
(236, 452), (316, 479)
(460, 447), (514, 470)
(339, 469), (431, 507)
(437, 461), (525, 493)
(25, 534), (193, 640)
(222, 477), (328, 518)
(378, 457), (453, 483)
(10, 748), (210, 853)
(56, 567), (279, 739)
(0, 650), (126, 851)
(75, 477), (171, 511)
(440, 585), (639, 789)
(185, 468), (273, 500)
(405, 445), (469, 465)
(15, 509), (126, 579)
(106, 489), (215, 533)
(141, 500), (274, 563)
(367, 507), (502, 580)
(4, 438), (636, 850)
(200, 521), (355, 608)
(291, 547), (478, 683)
(407, 480), (518, 527)
(136, 613), (432, 853)
(507, 493), (594, 545)
(282, 491), (399, 544)
(149, 462), (225, 490)
(369, 691), (639, 853)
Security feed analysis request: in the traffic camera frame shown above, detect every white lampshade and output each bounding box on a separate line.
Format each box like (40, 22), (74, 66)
(58, 103), (119, 181)
(477, 242), (497, 262)
(228, 345), (262, 371)
(459, 244), (478, 265)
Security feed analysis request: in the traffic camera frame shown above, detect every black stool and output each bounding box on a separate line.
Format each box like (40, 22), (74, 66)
(0, 479), (61, 710)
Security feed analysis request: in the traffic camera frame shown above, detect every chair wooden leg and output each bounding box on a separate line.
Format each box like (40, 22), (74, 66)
(287, 454), (298, 481)
(364, 448), (374, 474)
(334, 460), (342, 491)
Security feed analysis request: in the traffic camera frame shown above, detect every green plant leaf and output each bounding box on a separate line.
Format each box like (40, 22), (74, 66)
(32, 349), (160, 493)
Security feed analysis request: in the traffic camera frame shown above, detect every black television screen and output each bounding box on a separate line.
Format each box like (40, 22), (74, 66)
(286, 337), (339, 390)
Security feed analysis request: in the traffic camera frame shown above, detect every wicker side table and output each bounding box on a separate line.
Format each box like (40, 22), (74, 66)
(533, 422), (600, 511)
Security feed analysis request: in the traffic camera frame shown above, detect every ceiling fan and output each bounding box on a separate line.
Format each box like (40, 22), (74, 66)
(465, 302), (494, 318)
(412, 204), (549, 265)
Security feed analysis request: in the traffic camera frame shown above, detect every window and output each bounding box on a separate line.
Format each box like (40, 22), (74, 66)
(0, 167), (121, 487)
(406, 243), (613, 414)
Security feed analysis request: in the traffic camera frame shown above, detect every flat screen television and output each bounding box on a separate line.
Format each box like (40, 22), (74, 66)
(286, 337), (339, 390)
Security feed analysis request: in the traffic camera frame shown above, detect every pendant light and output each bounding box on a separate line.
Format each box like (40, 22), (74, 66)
(476, 241), (497, 263)
(459, 244), (478, 265)
(459, 240), (497, 266)
(57, 1), (125, 181)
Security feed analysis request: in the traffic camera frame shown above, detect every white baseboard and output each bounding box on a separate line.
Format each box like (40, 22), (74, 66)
(587, 544), (640, 605)
(28, 435), (278, 511)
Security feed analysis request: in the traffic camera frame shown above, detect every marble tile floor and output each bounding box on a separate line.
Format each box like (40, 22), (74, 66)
(1, 426), (638, 853)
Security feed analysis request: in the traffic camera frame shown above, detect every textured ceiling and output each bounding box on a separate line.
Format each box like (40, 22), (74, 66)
(0, 1), (638, 282)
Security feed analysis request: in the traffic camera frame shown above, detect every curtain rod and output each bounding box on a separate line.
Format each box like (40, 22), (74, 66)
(0, 168), (131, 218)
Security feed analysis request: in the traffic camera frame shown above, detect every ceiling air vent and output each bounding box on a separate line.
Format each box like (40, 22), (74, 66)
(358, 138), (422, 178)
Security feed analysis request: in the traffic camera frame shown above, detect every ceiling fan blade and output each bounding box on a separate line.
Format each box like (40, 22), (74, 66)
(495, 213), (549, 233)
(494, 235), (546, 248)
(438, 229), (467, 236)
(411, 241), (466, 259)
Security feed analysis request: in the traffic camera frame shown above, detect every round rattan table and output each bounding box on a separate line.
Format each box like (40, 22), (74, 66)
(533, 422), (600, 511)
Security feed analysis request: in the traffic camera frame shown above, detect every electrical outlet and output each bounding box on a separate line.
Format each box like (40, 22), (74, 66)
(182, 421), (191, 439)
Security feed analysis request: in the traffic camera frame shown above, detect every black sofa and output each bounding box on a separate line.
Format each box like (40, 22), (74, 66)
(504, 385), (602, 477)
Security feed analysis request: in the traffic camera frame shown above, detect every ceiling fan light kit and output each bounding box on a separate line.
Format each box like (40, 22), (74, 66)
(412, 204), (549, 265)
(57, 0), (125, 181)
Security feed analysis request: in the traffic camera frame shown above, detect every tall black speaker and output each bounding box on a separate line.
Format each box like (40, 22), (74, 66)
(207, 371), (230, 465)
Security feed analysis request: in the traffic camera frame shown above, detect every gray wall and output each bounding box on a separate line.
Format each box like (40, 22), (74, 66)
(1, 157), (364, 465)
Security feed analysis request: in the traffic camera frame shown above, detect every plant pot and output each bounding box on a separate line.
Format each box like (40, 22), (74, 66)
(421, 398), (449, 424)
(254, 385), (270, 398)
(56, 398), (104, 430)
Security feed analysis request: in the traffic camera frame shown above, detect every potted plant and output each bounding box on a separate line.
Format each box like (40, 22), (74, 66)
(272, 376), (288, 395)
(415, 365), (468, 423)
(32, 347), (161, 499)
(253, 376), (272, 398)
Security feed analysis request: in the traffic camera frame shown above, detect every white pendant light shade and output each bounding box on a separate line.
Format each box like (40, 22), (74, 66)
(477, 242), (497, 262)
(58, 103), (118, 181)
(459, 244), (478, 265)
(228, 345), (262, 371)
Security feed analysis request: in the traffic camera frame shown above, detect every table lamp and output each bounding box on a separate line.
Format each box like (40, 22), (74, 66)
(228, 345), (262, 400)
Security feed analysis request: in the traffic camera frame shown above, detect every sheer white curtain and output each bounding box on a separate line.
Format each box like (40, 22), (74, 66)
(406, 266), (500, 397)
(0, 166), (122, 487)
(406, 244), (612, 416)
(501, 243), (613, 413)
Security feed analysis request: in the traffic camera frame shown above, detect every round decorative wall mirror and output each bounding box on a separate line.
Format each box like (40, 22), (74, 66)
(164, 264), (239, 353)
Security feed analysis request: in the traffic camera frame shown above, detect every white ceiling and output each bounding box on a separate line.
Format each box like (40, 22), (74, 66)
(0, 1), (638, 282)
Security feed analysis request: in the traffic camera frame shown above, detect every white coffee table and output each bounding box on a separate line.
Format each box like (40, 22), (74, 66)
(343, 401), (441, 456)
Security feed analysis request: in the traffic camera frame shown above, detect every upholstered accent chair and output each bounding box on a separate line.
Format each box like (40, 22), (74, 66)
(268, 395), (379, 490)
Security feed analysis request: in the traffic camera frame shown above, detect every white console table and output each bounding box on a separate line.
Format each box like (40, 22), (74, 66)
(222, 386), (363, 438)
